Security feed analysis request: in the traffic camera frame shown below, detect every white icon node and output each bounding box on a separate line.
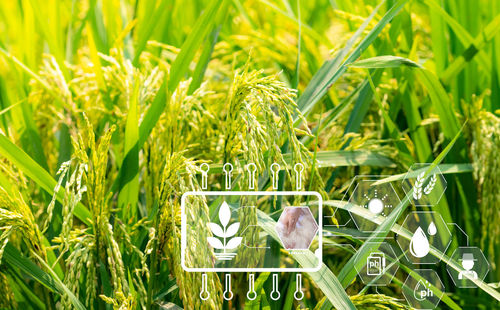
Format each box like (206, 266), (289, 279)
(222, 163), (233, 190)
(199, 273), (210, 301)
(270, 274), (280, 301)
(402, 269), (444, 309)
(223, 274), (233, 300)
(247, 274), (257, 300)
(354, 242), (399, 286)
(294, 274), (304, 300)
(345, 177), (401, 232)
(200, 163), (209, 190)
(446, 247), (490, 288)
(270, 163), (280, 189)
(294, 163), (304, 190)
(402, 164), (447, 207)
(246, 163), (257, 189)
(207, 201), (242, 261)
(397, 211), (452, 265)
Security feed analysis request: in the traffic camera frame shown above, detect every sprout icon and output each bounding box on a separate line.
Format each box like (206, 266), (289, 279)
(207, 201), (243, 260)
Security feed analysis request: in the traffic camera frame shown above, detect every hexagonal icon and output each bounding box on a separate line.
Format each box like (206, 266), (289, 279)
(276, 207), (318, 250)
(447, 247), (490, 288)
(353, 242), (399, 286)
(402, 163), (447, 207)
(403, 269), (445, 310)
(396, 211), (451, 264)
(346, 177), (401, 232)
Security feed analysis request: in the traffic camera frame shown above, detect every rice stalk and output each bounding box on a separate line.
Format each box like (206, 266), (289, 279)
(465, 97), (500, 271)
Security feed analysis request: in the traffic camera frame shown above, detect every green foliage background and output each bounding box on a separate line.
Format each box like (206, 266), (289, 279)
(0, 0), (498, 309)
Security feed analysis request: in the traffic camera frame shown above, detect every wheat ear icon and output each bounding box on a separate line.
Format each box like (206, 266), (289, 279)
(413, 172), (437, 200)
(423, 174), (437, 194)
(413, 172), (425, 200)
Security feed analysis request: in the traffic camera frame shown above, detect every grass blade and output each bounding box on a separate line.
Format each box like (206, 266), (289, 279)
(256, 210), (356, 309)
(329, 201), (500, 303)
(440, 14), (500, 84)
(349, 55), (421, 68)
(3, 243), (86, 310)
(296, 0), (409, 119)
(0, 134), (91, 225)
(337, 121), (465, 288)
(113, 0), (229, 193)
(117, 82), (140, 221)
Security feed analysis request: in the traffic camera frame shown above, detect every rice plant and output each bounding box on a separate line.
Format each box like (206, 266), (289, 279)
(0, 0), (498, 309)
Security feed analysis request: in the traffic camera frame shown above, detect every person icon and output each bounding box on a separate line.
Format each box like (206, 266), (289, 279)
(458, 253), (478, 280)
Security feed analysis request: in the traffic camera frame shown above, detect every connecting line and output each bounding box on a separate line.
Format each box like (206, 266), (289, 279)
(447, 223), (469, 246)
(324, 217), (352, 228)
(323, 229), (392, 241)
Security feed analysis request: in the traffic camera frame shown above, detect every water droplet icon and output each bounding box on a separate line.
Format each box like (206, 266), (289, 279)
(409, 227), (430, 258)
(428, 222), (437, 236)
(414, 279), (426, 301)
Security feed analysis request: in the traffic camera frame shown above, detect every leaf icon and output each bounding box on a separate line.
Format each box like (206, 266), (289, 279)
(219, 201), (231, 227)
(208, 223), (224, 237)
(225, 237), (243, 250)
(207, 237), (224, 249)
(225, 223), (240, 237)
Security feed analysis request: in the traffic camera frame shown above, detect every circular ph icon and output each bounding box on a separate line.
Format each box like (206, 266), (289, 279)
(403, 269), (444, 309)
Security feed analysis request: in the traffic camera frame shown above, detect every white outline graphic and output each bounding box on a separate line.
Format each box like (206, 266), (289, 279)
(270, 274), (280, 300)
(294, 163), (304, 190)
(181, 191), (323, 272)
(396, 211), (452, 265)
(294, 274), (304, 300)
(270, 163), (280, 189)
(247, 274), (257, 300)
(446, 246), (490, 288)
(199, 273), (210, 300)
(223, 274), (233, 300)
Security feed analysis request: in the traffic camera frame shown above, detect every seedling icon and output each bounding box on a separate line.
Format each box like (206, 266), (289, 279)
(207, 201), (242, 260)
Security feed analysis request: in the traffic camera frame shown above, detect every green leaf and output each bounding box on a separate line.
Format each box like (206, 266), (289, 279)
(117, 81), (140, 221)
(256, 210), (356, 310)
(112, 0), (227, 195)
(349, 55), (421, 68)
(329, 200), (500, 304)
(132, 0), (170, 66)
(372, 163), (473, 185)
(417, 69), (463, 145)
(304, 150), (396, 168)
(422, 0), (490, 73)
(296, 0), (409, 119)
(3, 243), (86, 310)
(188, 0), (229, 94)
(139, 0), (225, 145)
(337, 122), (465, 289)
(440, 13), (500, 84)
(0, 134), (91, 225)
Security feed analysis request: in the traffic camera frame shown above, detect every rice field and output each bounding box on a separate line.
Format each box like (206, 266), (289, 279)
(0, 0), (498, 309)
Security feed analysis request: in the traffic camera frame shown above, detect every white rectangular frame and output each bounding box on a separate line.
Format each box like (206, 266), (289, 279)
(181, 191), (322, 272)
